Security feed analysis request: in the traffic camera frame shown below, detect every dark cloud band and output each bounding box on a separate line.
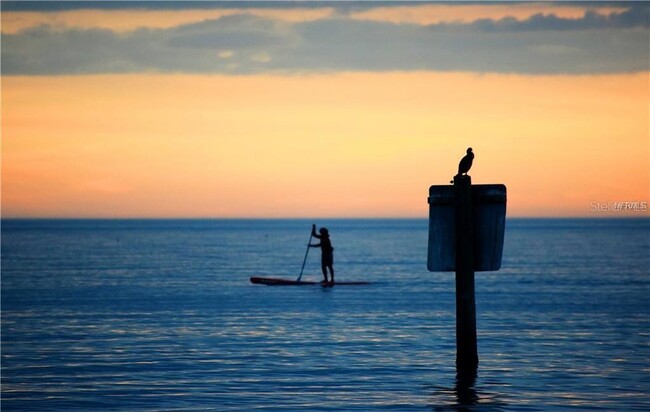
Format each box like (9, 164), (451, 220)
(2, 5), (648, 75)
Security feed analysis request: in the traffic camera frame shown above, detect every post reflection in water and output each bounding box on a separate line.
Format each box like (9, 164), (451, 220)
(430, 369), (507, 411)
(455, 368), (480, 408)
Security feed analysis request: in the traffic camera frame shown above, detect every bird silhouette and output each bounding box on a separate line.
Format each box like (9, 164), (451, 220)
(451, 147), (474, 183)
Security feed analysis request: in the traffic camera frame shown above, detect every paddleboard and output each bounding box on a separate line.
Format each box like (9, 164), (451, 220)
(250, 277), (370, 286)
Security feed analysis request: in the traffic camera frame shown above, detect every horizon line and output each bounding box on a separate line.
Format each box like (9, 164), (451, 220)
(2, 216), (648, 220)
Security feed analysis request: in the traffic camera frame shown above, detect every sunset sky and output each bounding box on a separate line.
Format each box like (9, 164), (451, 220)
(2, 1), (648, 218)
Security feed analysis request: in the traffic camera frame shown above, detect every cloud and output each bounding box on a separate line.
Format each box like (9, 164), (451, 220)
(2, 6), (648, 75)
(167, 14), (294, 49)
(0, 1), (358, 12)
(454, 4), (649, 32)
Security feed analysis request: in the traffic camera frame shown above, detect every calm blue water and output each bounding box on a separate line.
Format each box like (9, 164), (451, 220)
(2, 218), (649, 411)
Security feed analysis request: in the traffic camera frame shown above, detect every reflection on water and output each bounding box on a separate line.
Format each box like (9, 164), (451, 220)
(455, 369), (480, 408)
(2, 218), (649, 410)
(429, 369), (509, 411)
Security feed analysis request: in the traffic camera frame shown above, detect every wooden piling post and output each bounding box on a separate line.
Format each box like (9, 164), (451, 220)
(453, 175), (479, 372)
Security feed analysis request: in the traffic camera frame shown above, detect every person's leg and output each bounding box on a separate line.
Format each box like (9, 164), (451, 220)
(328, 265), (335, 283)
(321, 264), (329, 283)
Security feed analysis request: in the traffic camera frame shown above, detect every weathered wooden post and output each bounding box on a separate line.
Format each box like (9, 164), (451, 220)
(453, 174), (478, 371)
(428, 170), (506, 374)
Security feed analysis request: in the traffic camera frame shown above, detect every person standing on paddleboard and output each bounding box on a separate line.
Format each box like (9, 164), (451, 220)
(309, 224), (335, 285)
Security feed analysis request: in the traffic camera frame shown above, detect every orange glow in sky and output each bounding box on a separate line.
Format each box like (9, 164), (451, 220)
(348, 3), (623, 26)
(2, 2), (648, 218)
(0, 8), (336, 33)
(2, 72), (648, 218)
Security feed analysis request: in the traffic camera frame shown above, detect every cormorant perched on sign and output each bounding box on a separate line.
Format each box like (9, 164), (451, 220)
(451, 147), (474, 183)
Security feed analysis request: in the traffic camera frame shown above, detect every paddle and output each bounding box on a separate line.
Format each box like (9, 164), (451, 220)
(296, 227), (313, 281)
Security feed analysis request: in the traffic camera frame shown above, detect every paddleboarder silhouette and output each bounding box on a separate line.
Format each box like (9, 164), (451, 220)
(309, 224), (335, 285)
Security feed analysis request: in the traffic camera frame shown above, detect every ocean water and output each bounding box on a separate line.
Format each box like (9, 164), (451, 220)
(2, 218), (649, 411)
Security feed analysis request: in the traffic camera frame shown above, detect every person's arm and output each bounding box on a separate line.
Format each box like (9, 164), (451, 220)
(309, 242), (321, 248)
(311, 224), (322, 239)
